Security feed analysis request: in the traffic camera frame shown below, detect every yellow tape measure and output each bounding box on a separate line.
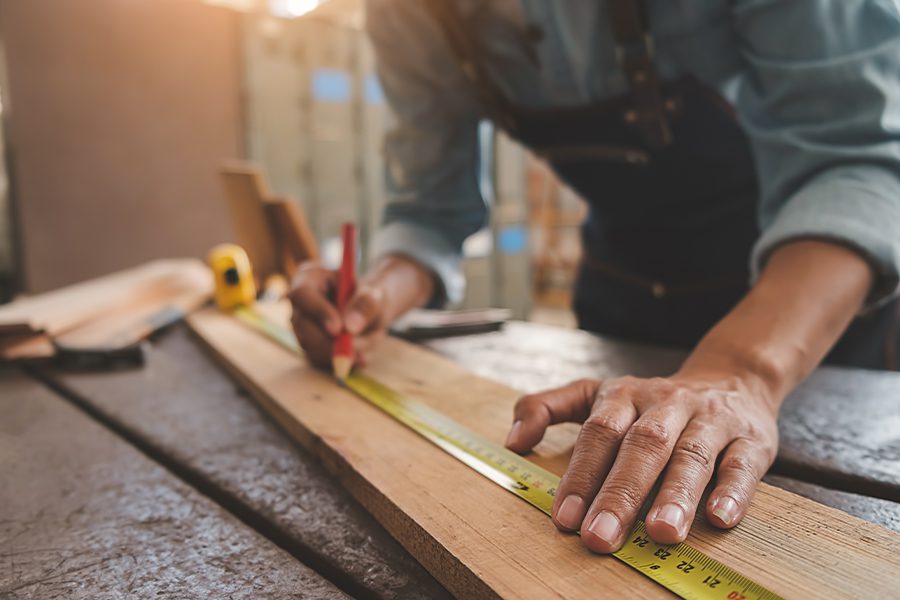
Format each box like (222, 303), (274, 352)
(233, 306), (784, 600)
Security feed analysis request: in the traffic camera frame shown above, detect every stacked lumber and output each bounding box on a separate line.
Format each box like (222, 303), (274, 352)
(0, 259), (212, 361)
(220, 162), (319, 287)
(187, 303), (900, 599)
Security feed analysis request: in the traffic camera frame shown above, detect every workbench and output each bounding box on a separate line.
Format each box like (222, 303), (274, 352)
(4, 321), (899, 598)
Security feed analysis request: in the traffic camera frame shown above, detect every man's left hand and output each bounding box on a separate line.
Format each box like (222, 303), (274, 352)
(504, 374), (779, 552)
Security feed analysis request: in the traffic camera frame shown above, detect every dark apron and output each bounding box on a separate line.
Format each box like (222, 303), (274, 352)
(424, 0), (900, 370)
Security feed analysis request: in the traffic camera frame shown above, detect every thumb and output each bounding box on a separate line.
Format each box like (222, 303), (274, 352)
(506, 379), (601, 454)
(343, 284), (385, 335)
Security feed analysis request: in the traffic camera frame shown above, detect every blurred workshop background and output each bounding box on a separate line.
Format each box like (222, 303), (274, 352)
(0, 0), (583, 326)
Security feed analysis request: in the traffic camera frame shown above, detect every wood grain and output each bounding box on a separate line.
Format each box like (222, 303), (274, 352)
(187, 306), (900, 599)
(220, 163), (282, 287)
(38, 325), (450, 599)
(0, 259), (211, 360)
(1, 370), (346, 598)
(0, 259), (211, 336)
(267, 196), (320, 276)
(220, 163), (320, 284)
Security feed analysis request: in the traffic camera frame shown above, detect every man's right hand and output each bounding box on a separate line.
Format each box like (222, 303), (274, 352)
(288, 255), (436, 370)
(288, 262), (386, 368)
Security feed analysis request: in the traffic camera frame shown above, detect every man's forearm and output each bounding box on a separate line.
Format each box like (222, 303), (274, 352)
(680, 241), (874, 406)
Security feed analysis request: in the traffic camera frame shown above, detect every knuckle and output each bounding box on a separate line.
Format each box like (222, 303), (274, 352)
(293, 289), (327, 311)
(653, 402), (683, 422)
(514, 394), (538, 415)
(667, 387), (692, 406)
(354, 292), (376, 310)
(575, 378), (602, 398)
(704, 401), (731, 421)
(560, 470), (599, 494)
(582, 414), (628, 441)
(291, 263), (327, 285)
(353, 288), (383, 314)
(599, 482), (645, 513)
(626, 419), (672, 449)
(721, 454), (759, 480)
(673, 438), (715, 469)
(604, 377), (636, 397)
(515, 393), (540, 409)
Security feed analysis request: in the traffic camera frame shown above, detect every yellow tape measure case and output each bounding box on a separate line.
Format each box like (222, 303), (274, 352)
(208, 244), (257, 311)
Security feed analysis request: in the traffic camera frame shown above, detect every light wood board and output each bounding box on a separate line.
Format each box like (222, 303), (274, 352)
(0, 259), (211, 360)
(0, 259), (211, 336)
(187, 305), (900, 599)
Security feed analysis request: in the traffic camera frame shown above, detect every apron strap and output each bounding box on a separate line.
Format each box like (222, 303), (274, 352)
(423, 0), (674, 150)
(606, 0), (673, 148)
(421, 0), (521, 134)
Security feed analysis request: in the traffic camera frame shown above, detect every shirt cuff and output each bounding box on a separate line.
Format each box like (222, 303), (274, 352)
(752, 165), (900, 309)
(370, 221), (466, 306)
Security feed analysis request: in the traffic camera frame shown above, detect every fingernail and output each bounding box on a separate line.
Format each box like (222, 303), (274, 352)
(712, 496), (739, 526)
(654, 503), (686, 536)
(344, 312), (365, 334)
(556, 496), (585, 530)
(505, 421), (523, 448)
(325, 319), (341, 335)
(587, 511), (621, 546)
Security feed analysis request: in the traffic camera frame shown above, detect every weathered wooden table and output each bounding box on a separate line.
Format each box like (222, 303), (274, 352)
(4, 321), (899, 598)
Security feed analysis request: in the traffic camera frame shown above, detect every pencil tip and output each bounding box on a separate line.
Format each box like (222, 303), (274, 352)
(332, 356), (353, 383)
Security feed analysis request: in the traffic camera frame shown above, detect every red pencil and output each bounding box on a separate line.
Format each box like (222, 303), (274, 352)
(333, 223), (357, 381)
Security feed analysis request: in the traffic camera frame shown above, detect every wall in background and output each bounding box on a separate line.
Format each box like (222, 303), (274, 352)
(242, 8), (534, 317)
(242, 11), (375, 269)
(0, 0), (243, 293)
(0, 38), (13, 301)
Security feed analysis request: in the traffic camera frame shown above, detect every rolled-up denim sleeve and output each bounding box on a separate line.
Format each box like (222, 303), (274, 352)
(366, 0), (487, 304)
(732, 0), (900, 306)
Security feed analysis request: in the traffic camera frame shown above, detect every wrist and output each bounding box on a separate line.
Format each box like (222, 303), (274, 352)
(364, 255), (437, 321)
(677, 334), (791, 411)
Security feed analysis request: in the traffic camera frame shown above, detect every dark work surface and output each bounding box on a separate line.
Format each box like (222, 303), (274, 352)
(425, 321), (900, 503)
(776, 370), (900, 502)
(32, 326), (450, 600)
(0, 371), (345, 599)
(18, 320), (900, 598)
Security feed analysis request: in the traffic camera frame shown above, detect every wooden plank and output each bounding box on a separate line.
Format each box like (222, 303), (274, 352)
(35, 325), (450, 600)
(0, 258), (211, 336)
(763, 475), (900, 535)
(220, 162), (282, 287)
(423, 321), (686, 389)
(187, 306), (900, 599)
(38, 325), (899, 597)
(0, 370), (346, 598)
(0, 259), (211, 361)
(424, 322), (900, 502)
(219, 162), (320, 284)
(267, 196), (320, 276)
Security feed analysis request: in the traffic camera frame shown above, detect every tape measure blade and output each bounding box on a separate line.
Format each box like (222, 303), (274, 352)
(615, 522), (786, 600)
(346, 372), (559, 515)
(231, 307), (785, 600)
(234, 306), (300, 352)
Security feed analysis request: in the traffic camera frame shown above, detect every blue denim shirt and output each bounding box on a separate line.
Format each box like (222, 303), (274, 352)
(366, 0), (900, 306)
